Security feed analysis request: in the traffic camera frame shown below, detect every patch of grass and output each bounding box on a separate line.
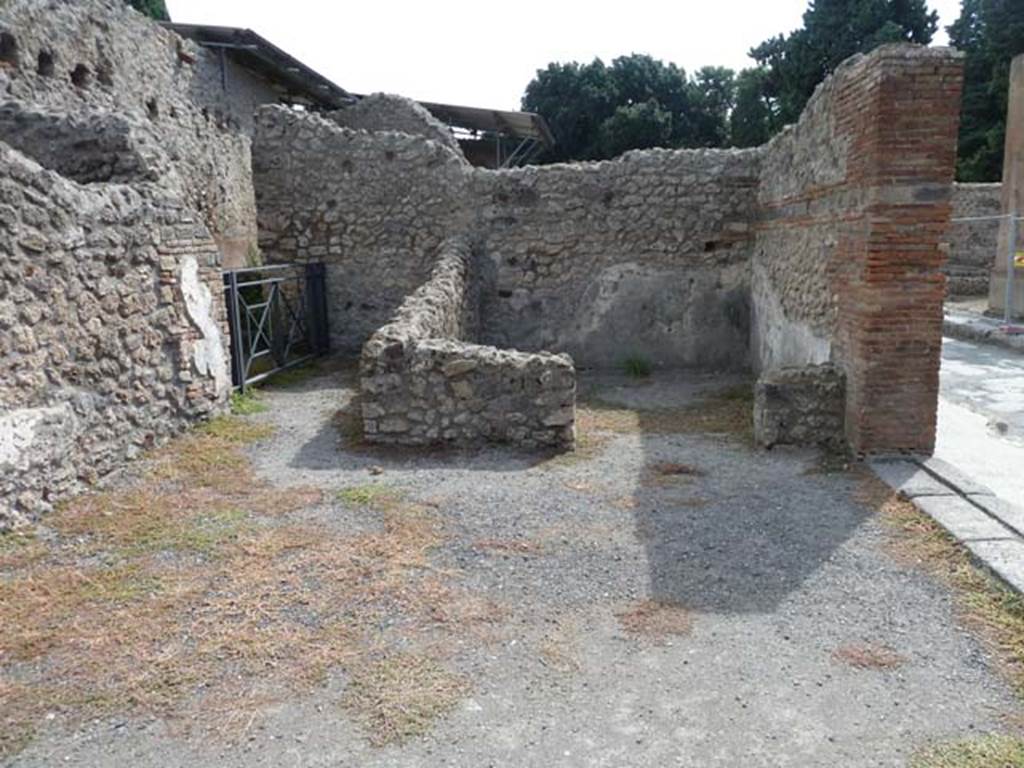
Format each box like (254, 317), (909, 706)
(571, 383), (754, 452)
(341, 653), (469, 746)
(230, 389), (269, 415)
(857, 471), (1024, 696)
(263, 363), (318, 388)
(337, 484), (403, 509)
(910, 735), (1024, 768)
(615, 599), (692, 643)
(832, 642), (906, 670)
(0, 407), (505, 757)
(198, 415), (274, 443)
(622, 355), (653, 378)
(0, 529), (45, 569)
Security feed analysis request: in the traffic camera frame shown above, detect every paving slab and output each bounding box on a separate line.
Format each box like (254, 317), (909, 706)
(913, 495), (1016, 543)
(969, 495), (1024, 540)
(963, 539), (1024, 594)
(868, 459), (957, 499)
(917, 456), (995, 497)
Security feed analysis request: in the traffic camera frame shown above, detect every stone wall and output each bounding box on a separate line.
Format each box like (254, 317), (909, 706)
(0, 143), (230, 529)
(360, 237), (575, 448)
(947, 182), (1001, 296)
(0, 0), (281, 268)
(254, 105), (473, 351)
(753, 45), (964, 454)
(474, 150), (759, 368)
(754, 365), (845, 450)
(327, 93), (466, 160)
(254, 105), (759, 369)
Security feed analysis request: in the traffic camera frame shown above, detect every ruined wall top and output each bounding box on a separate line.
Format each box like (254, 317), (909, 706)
(327, 93), (467, 161)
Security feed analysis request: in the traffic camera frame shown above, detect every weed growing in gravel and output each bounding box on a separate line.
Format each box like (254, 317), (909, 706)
(340, 653), (469, 746)
(910, 735), (1024, 768)
(622, 355), (653, 378)
(230, 389), (269, 415)
(338, 484), (404, 509)
(858, 471), (1024, 696)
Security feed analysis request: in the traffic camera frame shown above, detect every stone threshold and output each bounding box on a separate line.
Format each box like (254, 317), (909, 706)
(871, 455), (1024, 594)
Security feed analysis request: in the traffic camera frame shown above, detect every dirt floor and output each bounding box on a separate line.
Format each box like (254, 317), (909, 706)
(3, 359), (1024, 767)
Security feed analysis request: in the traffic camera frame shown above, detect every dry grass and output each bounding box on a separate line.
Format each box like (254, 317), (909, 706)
(910, 735), (1024, 768)
(0, 413), (499, 758)
(542, 385), (752, 469)
(580, 385), (751, 444)
(616, 599), (693, 642)
(832, 642), (906, 670)
(537, 620), (582, 674)
(340, 653), (469, 746)
(857, 470), (1024, 695)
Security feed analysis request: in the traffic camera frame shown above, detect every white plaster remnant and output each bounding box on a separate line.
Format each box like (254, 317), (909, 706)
(0, 404), (73, 471)
(180, 256), (230, 396)
(751, 265), (831, 372)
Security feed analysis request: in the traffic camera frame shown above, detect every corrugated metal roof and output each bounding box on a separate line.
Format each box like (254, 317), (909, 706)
(166, 23), (553, 149)
(164, 23), (353, 109)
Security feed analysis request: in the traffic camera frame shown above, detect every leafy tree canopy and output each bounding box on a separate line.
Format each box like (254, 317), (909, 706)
(521, 54), (735, 162)
(749, 0), (937, 128)
(948, 0), (1024, 181)
(127, 0), (170, 22)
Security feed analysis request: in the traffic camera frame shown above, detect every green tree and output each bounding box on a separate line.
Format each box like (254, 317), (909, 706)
(127, 0), (170, 21)
(730, 67), (782, 147)
(949, 0), (1024, 181)
(521, 54), (735, 162)
(594, 100), (674, 158)
(750, 0), (938, 128)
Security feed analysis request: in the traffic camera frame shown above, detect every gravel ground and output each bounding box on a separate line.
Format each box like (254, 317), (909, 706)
(10, 360), (1020, 767)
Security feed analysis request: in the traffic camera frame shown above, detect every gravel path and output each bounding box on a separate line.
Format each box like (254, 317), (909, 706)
(11, 361), (1020, 767)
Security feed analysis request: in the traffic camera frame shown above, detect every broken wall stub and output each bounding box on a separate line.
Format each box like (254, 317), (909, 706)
(754, 365), (845, 450)
(254, 106), (474, 351)
(326, 93), (467, 161)
(360, 237), (575, 448)
(753, 45), (964, 455)
(0, 0), (279, 268)
(0, 144), (230, 529)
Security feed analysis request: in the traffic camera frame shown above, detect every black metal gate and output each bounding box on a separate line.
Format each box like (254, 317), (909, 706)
(222, 262), (329, 391)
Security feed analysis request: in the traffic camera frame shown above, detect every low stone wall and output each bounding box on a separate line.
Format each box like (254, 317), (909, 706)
(947, 183), (1001, 296)
(0, 143), (230, 529)
(360, 237), (575, 449)
(754, 365), (845, 450)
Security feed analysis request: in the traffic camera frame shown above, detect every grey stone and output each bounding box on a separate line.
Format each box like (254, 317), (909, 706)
(869, 460), (957, 499)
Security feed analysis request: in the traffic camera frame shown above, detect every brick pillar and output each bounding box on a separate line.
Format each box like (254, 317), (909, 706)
(838, 48), (964, 454)
(989, 54), (1024, 319)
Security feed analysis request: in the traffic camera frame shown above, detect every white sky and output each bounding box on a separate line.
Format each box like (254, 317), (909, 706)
(166, 0), (964, 111)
